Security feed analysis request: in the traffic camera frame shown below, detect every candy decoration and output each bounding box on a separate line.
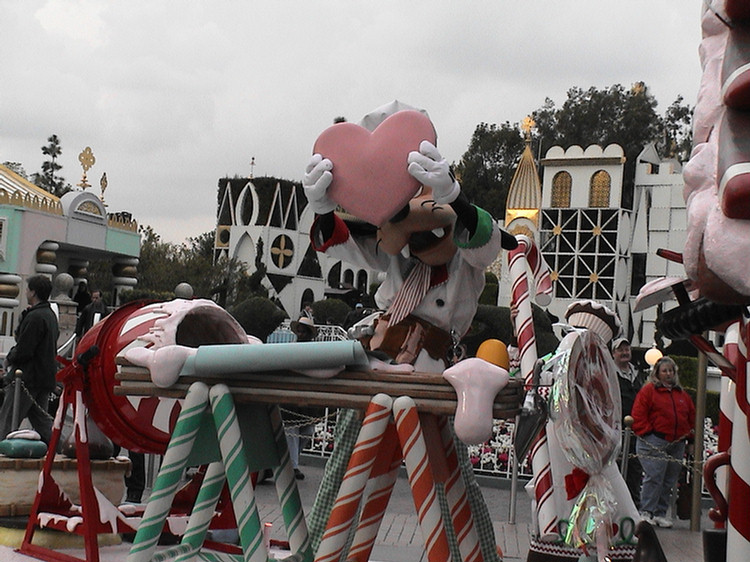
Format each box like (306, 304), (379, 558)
(718, 108), (750, 220)
(443, 357), (510, 444)
(347, 434), (402, 562)
(437, 416), (483, 562)
(209, 384), (266, 562)
(129, 381), (311, 562)
(175, 461), (226, 558)
(508, 234), (557, 540)
(508, 234), (552, 386)
(726, 319), (750, 561)
(267, 404), (313, 560)
(393, 396), (452, 562)
(316, 394), (394, 562)
(129, 383), (209, 562)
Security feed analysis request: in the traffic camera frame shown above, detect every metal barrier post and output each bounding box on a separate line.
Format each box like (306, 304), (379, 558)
(509, 446), (519, 524)
(11, 369), (23, 432)
(620, 416), (633, 477)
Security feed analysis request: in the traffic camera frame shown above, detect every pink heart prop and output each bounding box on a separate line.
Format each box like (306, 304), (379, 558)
(313, 110), (437, 226)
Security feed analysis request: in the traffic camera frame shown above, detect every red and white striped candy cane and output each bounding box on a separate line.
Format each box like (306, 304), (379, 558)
(347, 436), (402, 562)
(727, 319), (750, 562)
(508, 234), (557, 539)
(508, 234), (552, 386)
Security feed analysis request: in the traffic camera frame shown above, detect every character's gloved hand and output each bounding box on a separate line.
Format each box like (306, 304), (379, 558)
(407, 140), (461, 204)
(303, 154), (337, 215)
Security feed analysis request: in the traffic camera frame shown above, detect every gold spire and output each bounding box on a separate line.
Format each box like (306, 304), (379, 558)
(504, 117), (542, 232)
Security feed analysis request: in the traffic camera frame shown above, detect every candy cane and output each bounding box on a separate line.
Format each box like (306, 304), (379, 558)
(393, 396), (452, 562)
(175, 461), (226, 561)
(508, 234), (552, 385)
(727, 319), (750, 562)
(209, 384), (266, 562)
(267, 404), (313, 560)
(508, 234), (557, 540)
(128, 382), (210, 562)
(316, 394), (393, 562)
(437, 416), (482, 562)
(347, 433), (402, 562)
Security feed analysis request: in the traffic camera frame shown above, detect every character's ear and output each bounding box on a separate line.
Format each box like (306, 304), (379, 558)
(500, 229), (519, 250)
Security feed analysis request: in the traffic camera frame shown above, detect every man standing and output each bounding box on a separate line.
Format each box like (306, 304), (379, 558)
(0, 275), (59, 444)
(612, 336), (646, 508)
(75, 289), (108, 338)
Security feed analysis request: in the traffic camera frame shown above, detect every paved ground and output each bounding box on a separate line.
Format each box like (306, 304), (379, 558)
(0, 456), (708, 561)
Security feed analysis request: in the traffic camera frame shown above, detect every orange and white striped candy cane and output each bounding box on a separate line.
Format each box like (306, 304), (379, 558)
(347, 430), (402, 562)
(393, 396), (452, 562)
(316, 394), (393, 562)
(437, 416), (482, 562)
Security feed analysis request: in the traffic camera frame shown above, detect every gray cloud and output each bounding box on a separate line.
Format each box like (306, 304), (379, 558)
(1, 0), (703, 244)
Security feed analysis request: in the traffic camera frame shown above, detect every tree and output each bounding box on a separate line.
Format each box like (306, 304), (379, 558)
(453, 122), (525, 219)
(660, 94), (693, 162)
(110, 226), (248, 306)
(531, 83), (692, 207)
(230, 296), (287, 341)
(457, 83), (693, 217)
(2, 162), (29, 179)
(32, 134), (71, 197)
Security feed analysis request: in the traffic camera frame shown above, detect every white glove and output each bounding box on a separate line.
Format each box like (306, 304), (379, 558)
(303, 154), (337, 214)
(407, 140), (461, 204)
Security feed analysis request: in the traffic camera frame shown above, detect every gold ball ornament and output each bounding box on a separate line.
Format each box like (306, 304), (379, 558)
(476, 339), (510, 370)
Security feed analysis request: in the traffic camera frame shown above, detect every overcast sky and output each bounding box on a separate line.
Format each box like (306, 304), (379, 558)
(1, 1), (704, 244)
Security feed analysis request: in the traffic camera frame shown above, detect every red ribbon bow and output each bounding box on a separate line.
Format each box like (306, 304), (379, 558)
(565, 467), (590, 500)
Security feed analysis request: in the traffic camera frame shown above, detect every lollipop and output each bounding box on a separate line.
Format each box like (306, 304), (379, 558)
(549, 329), (622, 561)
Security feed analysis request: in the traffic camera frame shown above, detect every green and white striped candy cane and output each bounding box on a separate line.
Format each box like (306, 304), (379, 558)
(175, 461), (227, 562)
(128, 382), (210, 562)
(268, 404), (313, 561)
(209, 384), (266, 562)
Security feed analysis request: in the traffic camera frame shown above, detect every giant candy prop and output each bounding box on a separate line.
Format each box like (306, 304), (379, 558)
(652, 4), (750, 562)
(106, 299), (524, 561)
(521, 298), (638, 562)
(18, 299), (251, 562)
(548, 330), (622, 561)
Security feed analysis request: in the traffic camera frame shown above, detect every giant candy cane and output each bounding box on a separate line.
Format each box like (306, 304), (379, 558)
(507, 234), (556, 538)
(726, 319), (750, 562)
(508, 235), (552, 386)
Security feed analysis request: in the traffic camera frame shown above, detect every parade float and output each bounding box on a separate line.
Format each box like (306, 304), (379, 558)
(9, 4), (750, 560)
(632, 3), (750, 562)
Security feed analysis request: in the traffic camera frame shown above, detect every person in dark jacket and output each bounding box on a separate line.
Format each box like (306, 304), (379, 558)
(631, 356), (695, 528)
(611, 337), (646, 508)
(0, 275), (59, 443)
(75, 289), (109, 338)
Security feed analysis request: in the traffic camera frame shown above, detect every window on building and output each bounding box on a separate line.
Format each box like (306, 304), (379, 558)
(589, 170), (611, 207)
(630, 253), (646, 296)
(0, 218), (5, 259)
(551, 171), (572, 208)
(327, 261), (342, 288)
(343, 269), (354, 287)
(540, 208), (622, 301)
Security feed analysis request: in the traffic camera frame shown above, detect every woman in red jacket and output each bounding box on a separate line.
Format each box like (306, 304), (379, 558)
(631, 356), (695, 528)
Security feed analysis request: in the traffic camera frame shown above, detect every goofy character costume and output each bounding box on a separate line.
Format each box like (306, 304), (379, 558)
(303, 101), (518, 561)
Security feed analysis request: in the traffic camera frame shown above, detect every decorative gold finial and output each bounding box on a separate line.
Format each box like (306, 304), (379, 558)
(100, 172), (108, 207)
(77, 147), (95, 190)
(521, 116), (535, 132)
